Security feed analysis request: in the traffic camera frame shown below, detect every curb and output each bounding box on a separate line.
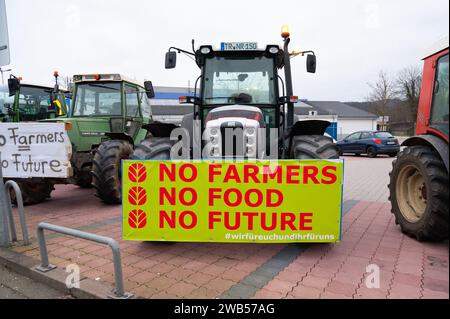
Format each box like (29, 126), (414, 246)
(0, 246), (125, 299)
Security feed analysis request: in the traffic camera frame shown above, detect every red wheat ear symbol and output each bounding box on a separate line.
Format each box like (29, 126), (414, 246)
(128, 163), (147, 183)
(128, 187), (147, 206)
(128, 210), (148, 229)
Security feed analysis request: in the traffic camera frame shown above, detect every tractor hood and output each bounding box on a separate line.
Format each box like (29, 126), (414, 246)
(205, 105), (265, 128)
(41, 117), (114, 152)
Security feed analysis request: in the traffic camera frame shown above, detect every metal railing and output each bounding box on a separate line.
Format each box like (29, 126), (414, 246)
(36, 222), (133, 299)
(4, 180), (30, 245)
(1, 152), (30, 247)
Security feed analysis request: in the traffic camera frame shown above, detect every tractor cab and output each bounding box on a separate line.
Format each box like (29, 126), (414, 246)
(180, 44), (286, 159)
(2, 74), (69, 122)
(164, 29), (320, 160)
(192, 45), (284, 133)
(64, 74), (153, 153)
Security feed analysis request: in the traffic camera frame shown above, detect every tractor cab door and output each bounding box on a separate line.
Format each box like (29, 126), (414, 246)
(124, 84), (143, 138)
(429, 53), (449, 138)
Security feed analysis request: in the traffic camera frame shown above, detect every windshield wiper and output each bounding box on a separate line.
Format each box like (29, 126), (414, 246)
(204, 97), (233, 100)
(88, 84), (119, 91)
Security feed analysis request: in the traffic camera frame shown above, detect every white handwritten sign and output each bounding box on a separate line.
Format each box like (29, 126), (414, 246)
(0, 123), (72, 178)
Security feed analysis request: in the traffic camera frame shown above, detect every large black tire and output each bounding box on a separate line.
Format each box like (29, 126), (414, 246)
(291, 135), (340, 159)
(10, 180), (54, 206)
(389, 146), (449, 241)
(92, 140), (133, 205)
(131, 138), (173, 160)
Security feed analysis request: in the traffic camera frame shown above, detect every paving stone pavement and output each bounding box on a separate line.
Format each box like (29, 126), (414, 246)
(5, 156), (449, 299)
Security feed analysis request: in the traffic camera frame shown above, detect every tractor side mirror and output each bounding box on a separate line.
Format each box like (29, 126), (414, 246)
(8, 77), (20, 97)
(144, 81), (155, 99)
(165, 51), (177, 69)
(307, 55), (317, 74)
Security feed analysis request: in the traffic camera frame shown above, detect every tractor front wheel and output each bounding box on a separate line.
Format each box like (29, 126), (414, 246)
(389, 146), (449, 241)
(92, 140), (133, 205)
(291, 135), (340, 160)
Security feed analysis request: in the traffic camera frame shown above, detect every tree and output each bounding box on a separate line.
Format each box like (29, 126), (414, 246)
(395, 65), (422, 122)
(367, 70), (396, 126)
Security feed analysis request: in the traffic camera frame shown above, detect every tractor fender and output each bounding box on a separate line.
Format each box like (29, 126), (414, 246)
(288, 120), (331, 138)
(402, 135), (449, 173)
(104, 132), (134, 145)
(142, 122), (178, 138)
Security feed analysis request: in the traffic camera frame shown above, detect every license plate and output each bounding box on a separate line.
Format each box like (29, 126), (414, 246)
(387, 142), (396, 145)
(221, 42), (258, 51)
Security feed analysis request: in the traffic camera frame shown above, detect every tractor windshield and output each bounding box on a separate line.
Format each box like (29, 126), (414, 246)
(202, 55), (277, 106)
(73, 82), (122, 117)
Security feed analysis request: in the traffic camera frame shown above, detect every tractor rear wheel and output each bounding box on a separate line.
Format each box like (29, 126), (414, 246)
(92, 140), (133, 205)
(389, 146), (449, 241)
(131, 137), (173, 160)
(11, 180), (54, 206)
(291, 135), (340, 160)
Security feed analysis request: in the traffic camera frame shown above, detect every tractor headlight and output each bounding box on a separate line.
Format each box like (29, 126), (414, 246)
(246, 146), (256, 157)
(211, 136), (219, 145)
(210, 128), (219, 136)
(211, 146), (220, 157)
(246, 128), (255, 136)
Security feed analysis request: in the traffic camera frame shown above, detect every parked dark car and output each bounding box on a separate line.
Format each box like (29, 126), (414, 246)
(337, 131), (400, 158)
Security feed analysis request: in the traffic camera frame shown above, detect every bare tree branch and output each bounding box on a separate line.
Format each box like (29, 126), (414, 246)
(367, 70), (396, 125)
(395, 65), (422, 122)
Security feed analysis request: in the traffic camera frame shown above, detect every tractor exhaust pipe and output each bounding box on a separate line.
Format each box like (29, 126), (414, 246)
(282, 27), (294, 128)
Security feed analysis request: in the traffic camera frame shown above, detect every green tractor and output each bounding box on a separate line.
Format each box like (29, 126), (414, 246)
(132, 27), (339, 162)
(1, 72), (69, 123)
(8, 73), (156, 205)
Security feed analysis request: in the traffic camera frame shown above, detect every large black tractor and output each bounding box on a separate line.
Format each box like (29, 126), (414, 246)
(134, 28), (339, 162)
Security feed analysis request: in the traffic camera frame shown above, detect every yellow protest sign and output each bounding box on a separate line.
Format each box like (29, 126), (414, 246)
(122, 160), (344, 243)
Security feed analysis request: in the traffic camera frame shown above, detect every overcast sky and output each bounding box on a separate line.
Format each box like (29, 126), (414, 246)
(3, 0), (449, 101)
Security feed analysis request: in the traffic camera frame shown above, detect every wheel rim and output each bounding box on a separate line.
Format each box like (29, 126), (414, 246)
(396, 164), (427, 223)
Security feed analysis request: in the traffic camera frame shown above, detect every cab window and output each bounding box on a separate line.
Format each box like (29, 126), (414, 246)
(0, 85), (14, 122)
(125, 85), (140, 118)
(430, 54), (449, 136)
(73, 82), (122, 117)
(139, 89), (152, 119)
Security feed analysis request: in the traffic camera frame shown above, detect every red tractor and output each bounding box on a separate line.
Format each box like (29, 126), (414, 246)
(389, 36), (449, 241)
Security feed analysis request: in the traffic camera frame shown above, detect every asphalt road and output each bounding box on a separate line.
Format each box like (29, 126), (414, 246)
(0, 265), (72, 299)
